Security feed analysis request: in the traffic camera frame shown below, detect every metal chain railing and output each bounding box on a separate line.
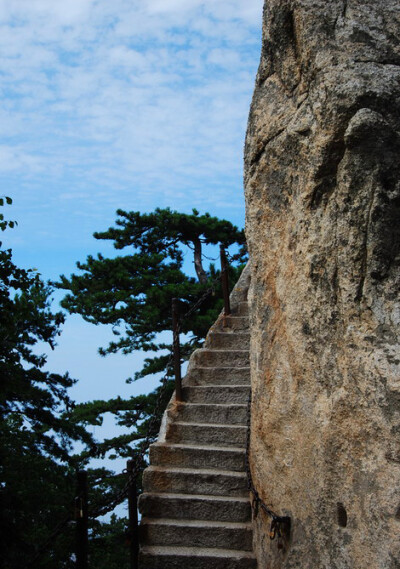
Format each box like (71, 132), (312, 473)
(245, 392), (291, 546)
(89, 355), (174, 519)
(181, 263), (228, 323)
(26, 354), (175, 569)
(171, 244), (232, 403)
(26, 246), (236, 568)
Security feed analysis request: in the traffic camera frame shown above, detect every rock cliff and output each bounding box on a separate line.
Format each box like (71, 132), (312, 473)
(244, 1), (400, 567)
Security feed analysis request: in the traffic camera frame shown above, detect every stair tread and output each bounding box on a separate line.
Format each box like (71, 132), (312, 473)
(141, 518), (252, 529)
(194, 366), (250, 370)
(140, 492), (250, 503)
(152, 442), (246, 452)
(140, 545), (256, 559)
(199, 348), (249, 354)
(146, 465), (247, 477)
(183, 383), (250, 388)
(173, 421), (247, 429)
(179, 402), (247, 407)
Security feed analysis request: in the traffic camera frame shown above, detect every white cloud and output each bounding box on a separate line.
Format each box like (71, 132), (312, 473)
(0, 0), (264, 470)
(0, 0), (263, 255)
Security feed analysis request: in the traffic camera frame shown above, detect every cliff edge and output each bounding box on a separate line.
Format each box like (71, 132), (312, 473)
(244, 1), (400, 567)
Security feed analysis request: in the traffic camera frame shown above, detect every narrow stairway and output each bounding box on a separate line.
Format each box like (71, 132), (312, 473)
(138, 267), (256, 569)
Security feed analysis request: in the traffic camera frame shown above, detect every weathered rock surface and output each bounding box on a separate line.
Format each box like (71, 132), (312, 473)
(244, 1), (400, 568)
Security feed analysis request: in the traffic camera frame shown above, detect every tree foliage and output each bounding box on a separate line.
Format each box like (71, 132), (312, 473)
(1, 202), (248, 567)
(0, 198), (92, 568)
(58, 207), (247, 461)
(89, 515), (130, 569)
(58, 207), (246, 366)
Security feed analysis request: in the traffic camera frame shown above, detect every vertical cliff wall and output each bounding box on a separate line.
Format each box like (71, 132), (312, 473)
(244, 1), (400, 567)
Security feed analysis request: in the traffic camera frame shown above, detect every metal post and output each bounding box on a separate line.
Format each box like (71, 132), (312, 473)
(75, 470), (88, 569)
(220, 245), (231, 316)
(172, 298), (182, 402)
(127, 460), (139, 569)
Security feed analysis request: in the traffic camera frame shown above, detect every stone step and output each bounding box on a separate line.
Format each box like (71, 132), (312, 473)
(138, 492), (251, 523)
(176, 403), (247, 425)
(149, 443), (246, 471)
(218, 316), (249, 332)
(138, 279), (254, 568)
(219, 315), (249, 331)
(205, 332), (250, 350)
(143, 466), (248, 497)
(167, 422), (247, 447)
(182, 385), (250, 404)
(141, 518), (253, 551)
(192, 349), (250, 368)
(139, 546), (257, 569)
(188, 366), (251, 385)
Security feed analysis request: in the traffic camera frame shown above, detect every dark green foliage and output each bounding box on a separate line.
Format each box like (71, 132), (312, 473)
(0, 248), (91, 460)
(1, 431), (76, 569)
(1, 202), (248, 567)
(0, 198), (92, 568)
(89, 515), (130, 569)
(58, 207), (246, 369)
(57, 208), (246, 467)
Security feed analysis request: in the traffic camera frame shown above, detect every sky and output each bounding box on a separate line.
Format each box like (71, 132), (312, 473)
(1, 0), (264, 428)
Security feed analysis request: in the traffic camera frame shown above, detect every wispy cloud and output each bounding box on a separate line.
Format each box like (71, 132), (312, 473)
(0, 0), (263, 261)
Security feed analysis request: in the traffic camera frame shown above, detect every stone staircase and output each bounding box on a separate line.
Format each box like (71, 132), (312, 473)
(138, 266), (256, 569)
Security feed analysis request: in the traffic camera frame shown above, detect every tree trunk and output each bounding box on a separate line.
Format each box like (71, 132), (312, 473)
(193, 238), (207, 284)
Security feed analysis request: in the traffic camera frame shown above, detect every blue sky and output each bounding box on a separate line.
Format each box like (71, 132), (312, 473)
(1, 0), (263, 413)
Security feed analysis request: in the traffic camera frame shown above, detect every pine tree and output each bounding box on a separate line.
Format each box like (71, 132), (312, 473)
(0, 198), (92, 568)
(58, 207), (247, 464)
(0, 204), (247, 566)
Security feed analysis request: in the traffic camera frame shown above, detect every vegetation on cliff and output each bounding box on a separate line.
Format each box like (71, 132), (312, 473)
(1, 201), (247, 567)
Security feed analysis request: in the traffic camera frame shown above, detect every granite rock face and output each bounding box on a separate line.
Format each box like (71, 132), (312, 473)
(244, 1), (400, 567)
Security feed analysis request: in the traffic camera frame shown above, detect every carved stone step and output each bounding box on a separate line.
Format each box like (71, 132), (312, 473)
(139, 546), (257, 569)
(191, 349), (250, 368)
(181, 385), (250, 404)
(140, 518), (253, 551)
(176, 403), (247, 425)
(188, 366), (250, 385)
(139, 492), (251, 523)
(218, 315), (249, 331)
(149, 443), (246, 471)
(167, 422), (247, 447)
(205, 332), (250, 350)
(142, 466), (248, 497)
